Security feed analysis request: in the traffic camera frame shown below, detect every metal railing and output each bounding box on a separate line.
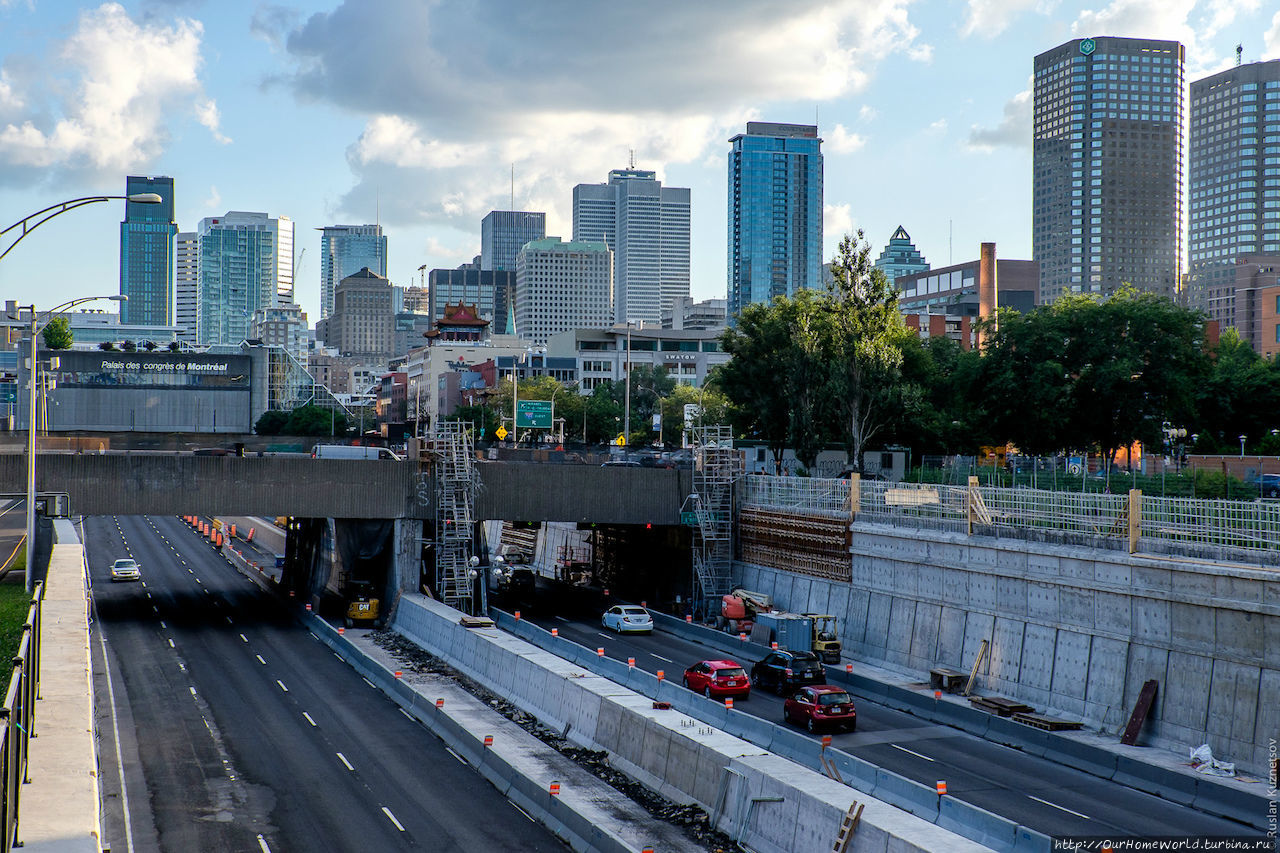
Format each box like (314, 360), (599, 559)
(742, 474), (1280, 563)
(0, 581), (42, 853)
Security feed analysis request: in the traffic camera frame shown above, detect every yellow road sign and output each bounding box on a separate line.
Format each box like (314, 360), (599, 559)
(495, 426), (508, 440)
(614, 434), (626, 446)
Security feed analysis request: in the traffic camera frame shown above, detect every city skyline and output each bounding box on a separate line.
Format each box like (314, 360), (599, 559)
(1, 2), (1279, 324)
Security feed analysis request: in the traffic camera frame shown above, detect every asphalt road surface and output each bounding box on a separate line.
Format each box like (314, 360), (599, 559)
(87, 515), (565, 853)
(522, 607), (1265, 840)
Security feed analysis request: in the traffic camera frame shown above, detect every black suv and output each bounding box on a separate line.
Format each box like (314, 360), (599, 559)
(750, 650), (826, 694)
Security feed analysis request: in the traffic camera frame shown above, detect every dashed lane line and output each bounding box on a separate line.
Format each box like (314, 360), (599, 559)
(302, 712), (317, 727)
(276, 680), (289, 693)
(1027, 795), (1091, 821)
(336, 753), (354, 771)
(381, 807), (405, 832)
(255, 655), (266, 665)
(890, 744), (935, 762)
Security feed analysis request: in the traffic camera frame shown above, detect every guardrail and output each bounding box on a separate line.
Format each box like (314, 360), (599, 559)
(0, 581), (43, 853)
(490, 607), (1052, 853)
(741, 475), (1280, 562)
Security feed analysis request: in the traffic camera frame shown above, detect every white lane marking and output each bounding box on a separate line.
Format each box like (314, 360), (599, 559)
(596, 632), (612, 640)
(554, 616), (570, 622)
(445, 747), (465, 764)
(96, 621), (136, 853)
(302, 712), (317, 727)
(381, 807), (405, 832)
(276, 680), (289, 693)
(167, 639), (175, 649)
(512, 802), (535, 822)
(177, 662), (186, 673)
(189, 687), (197, 696)
(159, 620), (166, 629)
(226, 616), (233, 624)
(308, 632), (319, 641)
(333, 653), (343, 661)
(239, 633), (249, 643)
(195, 577), (201, 584)
(145, 591), (152, 599)
(650, 653), (674, 663)
(890, 744), (935, 762)
(399, 708), (414, 721)
(336, 752), (354, 771)
(152, 606), (159, 613)
(1026, 795), (1090, 820)
(257, 835), (272, 853)
(140, 581), (146, 588)
(255, 655), (266, 665)
(362, 677), (376, 689)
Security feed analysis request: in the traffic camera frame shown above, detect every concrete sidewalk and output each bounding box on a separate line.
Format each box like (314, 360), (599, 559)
(18, 519), (100, 852)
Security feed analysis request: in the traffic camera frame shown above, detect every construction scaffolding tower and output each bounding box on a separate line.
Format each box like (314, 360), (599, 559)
(429, 421), (479, 613)
(686, 424), (741, 617)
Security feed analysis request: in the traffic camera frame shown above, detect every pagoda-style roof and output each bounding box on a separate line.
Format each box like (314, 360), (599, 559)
(423, 302), (489, 340)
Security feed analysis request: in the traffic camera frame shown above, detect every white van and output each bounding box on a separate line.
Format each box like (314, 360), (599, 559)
(312, 445), (402, 461)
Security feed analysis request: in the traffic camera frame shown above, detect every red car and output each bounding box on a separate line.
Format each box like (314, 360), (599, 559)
(783, 685), (857, 732)
(682, 659), (750, 700)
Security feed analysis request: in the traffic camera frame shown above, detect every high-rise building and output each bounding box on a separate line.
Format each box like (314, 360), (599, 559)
(727, 122), (824, 318)
(515, 238), (612, 345)
(195, 212), (294, 346)
(1033, 36), (1184, 304)
(175, 231), (198, 343)
(319, 225), (386, 319)
(427, 267), (515, 327)
(481, 211), (546, 272)
(250, 303), (309, 362)
(874, 226), (930, 285)
(329, 267), (394, 359)
(573, 168), (691, 325)
(1188, 60), (1280, 327)
(119, 176), (178, 326)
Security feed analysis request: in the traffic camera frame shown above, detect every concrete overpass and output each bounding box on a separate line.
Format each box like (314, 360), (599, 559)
(0, 453), (691, 523)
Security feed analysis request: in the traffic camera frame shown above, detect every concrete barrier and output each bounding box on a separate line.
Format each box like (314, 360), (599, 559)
(1191, 777), (1270, 828)
(937, 796), (1019, 851)
(870, 767), (940, 822)
(1112, 754), (1197, 805)
(1041, 736), (1119, 780)
(1011, 825), (1053, 853)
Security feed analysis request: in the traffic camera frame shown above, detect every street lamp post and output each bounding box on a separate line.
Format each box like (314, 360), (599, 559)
(1, 192), (163, 262)
(622, 323), (634, 445)
(550, 380), (579, 445)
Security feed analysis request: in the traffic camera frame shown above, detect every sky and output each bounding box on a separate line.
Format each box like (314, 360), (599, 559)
(1, 0), (1279, 326)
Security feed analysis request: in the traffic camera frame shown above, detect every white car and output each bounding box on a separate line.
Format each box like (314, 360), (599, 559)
(110, 558), (141, 582)
(602, 605), (653, 634)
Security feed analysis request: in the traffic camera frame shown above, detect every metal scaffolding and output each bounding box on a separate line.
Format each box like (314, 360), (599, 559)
(429, 421), (479, 613)
(686, 424), (741, 617)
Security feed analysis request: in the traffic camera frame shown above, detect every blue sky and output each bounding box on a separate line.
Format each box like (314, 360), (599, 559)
(1, 0), (1278, 324)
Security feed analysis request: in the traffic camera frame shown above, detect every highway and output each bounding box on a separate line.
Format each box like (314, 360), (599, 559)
(520, 605), (1264, 841)
(87, 514), (565, 853)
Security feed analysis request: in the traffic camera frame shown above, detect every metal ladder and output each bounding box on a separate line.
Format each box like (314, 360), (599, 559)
(688, 424), (741, 616)
(431, 422), (477, 613)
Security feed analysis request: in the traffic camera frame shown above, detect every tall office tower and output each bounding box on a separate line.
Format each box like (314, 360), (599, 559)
(195, 212), (295, 346)
(119, 175), (178, 326)
(481, 211), (546, 271)
(330, 267), (395, 359)
(874, 226), (930, 286)
(515, 238), (613, 345)
(573, 168), (691, 325)
(727, 122), (824, 318)
(427, 267), (515, 325)
(175, 231), (199, 343)
(1033, 37), (1184, 304)
(1189, 60), (1280, 327)
(319, 224), (386, 319)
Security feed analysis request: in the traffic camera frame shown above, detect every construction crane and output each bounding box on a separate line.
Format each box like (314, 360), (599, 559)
(294, 247), (306, 280)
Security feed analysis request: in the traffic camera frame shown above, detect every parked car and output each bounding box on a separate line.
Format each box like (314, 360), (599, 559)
(751, 649), (826, 694)
(110, 558), (141, 582)
(1261, 474), (1280, 499)
(783, 685), (857, 732)
(602, 605), (653, 634)
(682, 659), (750, 700)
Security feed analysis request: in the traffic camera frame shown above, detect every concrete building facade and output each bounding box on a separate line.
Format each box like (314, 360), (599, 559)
(514, 238), (613, 345)
(661, 296), (728, 331)
(1033, 37), (1184, 304)
(572, 168), (691, 325)
(119, 176), (178, 327)
(546, 325), (728, 393)
(727, 122), (824, 318)
(426, 267), (515, 330)
(1188, 60), (1280, 328)
(1231, 256), (1280, 357)
(175, 231), (198, 343)
(328, 267), (394, 359)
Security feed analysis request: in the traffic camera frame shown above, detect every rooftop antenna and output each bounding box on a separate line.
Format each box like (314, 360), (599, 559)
(511, 163), (515, 211)
(629, 149), (635, 169)
(1236, 44), (1243, 66)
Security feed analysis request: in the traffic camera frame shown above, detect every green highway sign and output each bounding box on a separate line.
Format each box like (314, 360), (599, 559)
(516, 400), (553, 429)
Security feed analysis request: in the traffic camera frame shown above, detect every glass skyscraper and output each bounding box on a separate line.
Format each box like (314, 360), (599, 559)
(319, 224), (386, 319)
(573, 168), (690, 325)
(481, 211), (546, 272)
(874, 226), (930, 286)
(196, 212), (294, 346)
(727, 122), (823, 318)
(1033, 37), (1184, 304)
(119, 176), (177, 326)
(1188, 59), (1280, 328)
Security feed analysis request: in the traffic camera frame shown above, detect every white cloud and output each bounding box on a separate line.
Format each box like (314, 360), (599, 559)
(1071, 0), (1200, 62)
(278, 0), (928, 227)
(195, 98), (230, 144)
(928, 118), (948, 133)
(959, 0), (1041, 39)
(824, 202), (853, 244)
(202, 184), (221, 211)
(827, 123), (866, 154)
(0, 3), (220, 179)
(1197, 0), (1259, 40)
(1265, 10), (1280, 59)
(858, 105), (877, 121)
(967, 87), (1031, 151)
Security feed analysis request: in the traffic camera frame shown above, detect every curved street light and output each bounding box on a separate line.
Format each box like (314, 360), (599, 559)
(0, 192), (163, 263)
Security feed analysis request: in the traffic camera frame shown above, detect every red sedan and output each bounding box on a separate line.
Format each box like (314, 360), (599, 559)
(682, 659), (751, 700)
(783, 685), (857, 732)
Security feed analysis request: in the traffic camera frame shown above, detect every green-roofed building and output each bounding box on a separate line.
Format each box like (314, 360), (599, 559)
(874, 226), (930, 286)
(515, 237), (614, 344)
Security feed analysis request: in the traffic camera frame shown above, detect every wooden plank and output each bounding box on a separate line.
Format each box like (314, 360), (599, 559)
(1121, 679), (1158, 745)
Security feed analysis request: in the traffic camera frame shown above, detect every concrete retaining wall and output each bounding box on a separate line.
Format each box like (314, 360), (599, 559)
(737, 522), (1280, 775)
(393, 595), (987, 853)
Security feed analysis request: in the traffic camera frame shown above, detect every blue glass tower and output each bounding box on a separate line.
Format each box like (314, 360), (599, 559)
(319, 225), (387, 319)
(120, 176), (177, 326)
(727, 122), (823, 318)
(874, 226), (930, 285)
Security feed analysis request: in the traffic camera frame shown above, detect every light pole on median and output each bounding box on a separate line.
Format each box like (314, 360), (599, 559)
(2, 190), (161, 593)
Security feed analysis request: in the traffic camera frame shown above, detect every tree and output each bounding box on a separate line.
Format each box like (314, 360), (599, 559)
(255, 410), (289, 435)
(718, 299), (800, 471)
(167, 341), (182, 352)
(122, 340), (137, 352)
(41, 317), (73, 350)
(98, 341), (117, 352)
(284, 404), (348, 436)
(1192, 328), (1280, 452)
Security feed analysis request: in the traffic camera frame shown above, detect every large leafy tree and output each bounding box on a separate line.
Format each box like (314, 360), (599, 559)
(41, 317), (73, 350)
(718, 297), (802, 470)
(1191, 328), (1280, 452)
(284, 404), (349, 436)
